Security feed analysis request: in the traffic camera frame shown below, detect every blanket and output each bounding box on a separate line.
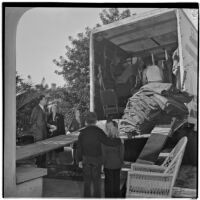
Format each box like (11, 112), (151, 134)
(119, 83), (192, 136)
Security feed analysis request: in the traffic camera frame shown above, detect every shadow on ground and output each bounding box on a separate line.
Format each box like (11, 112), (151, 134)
(43, 165), (196, 197)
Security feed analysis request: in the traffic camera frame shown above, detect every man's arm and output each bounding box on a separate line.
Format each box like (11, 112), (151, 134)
(30, 106), (38, 126)
(159, 66), (164, 81)
(120, 143), (125, 163)
(29, 107), (43, 132)
(98, 130), (121, 146)
(142, 68), (148, 85)
(101, 144), (106, 164)
(29, 107), (42, 140)
(76, 133), (83, 162)
(58, 114), (65, 134)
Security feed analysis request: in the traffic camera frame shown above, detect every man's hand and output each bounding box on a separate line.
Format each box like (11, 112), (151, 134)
(50, 125), (57, 132)
(78, 161), (83, 168)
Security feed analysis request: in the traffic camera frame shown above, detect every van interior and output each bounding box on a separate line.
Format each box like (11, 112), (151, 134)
(92, 9), (180, 119)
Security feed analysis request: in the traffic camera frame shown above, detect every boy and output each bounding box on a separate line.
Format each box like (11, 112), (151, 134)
(76, 112), (121, 197)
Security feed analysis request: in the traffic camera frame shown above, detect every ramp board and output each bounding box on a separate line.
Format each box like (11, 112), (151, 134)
(136, 118), (186, 164)
(16, 133), (78, 161)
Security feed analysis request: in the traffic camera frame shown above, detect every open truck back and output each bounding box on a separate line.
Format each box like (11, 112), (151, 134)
(89, 8), (198, 130)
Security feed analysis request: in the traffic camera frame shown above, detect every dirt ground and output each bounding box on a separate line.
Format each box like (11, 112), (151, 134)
(175, 165), (197, 189)
(43, 164), (197, 197)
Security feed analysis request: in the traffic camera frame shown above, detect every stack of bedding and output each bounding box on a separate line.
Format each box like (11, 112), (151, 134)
(119, 83), (192, 136)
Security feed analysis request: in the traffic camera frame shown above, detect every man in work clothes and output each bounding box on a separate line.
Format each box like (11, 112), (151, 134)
(142, 56), (164, 84)
(76, 112), (121, 198)
(29, 94), (48, 167)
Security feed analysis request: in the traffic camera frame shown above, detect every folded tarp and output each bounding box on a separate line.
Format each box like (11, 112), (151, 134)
(153, 94), (189, 117)
(120, 89), (161, 135)
(141, 82), (193, 103)
(141, 82), (174, 94)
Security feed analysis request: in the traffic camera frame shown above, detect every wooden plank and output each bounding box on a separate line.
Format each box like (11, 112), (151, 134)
(136, 133), (169, 163)
(16, 167), (47, 184)
(130, 42), (177, 57)
(114, 22), (177, 46)
(16, 134), (78, 161)
(16, 125), (172, 162)
(119, 124), (172, 139)
(102, 38), (128, 56)
(109, 17), (176, 41)
(123, 37), (177, 51)
(90, 33), (95, 112)
(172, 187), (197, 198)
(120, 134), (150, 139)
(92, 9), (175, 35)
(159, 152), (169, 157)
(118, 30), (176, 47)
(122, 38), (159, 53)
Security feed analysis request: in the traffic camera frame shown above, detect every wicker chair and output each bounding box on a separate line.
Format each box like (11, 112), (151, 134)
(126, 136), (188, 198)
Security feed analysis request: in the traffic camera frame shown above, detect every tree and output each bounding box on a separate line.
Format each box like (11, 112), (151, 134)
(16, 72), (85, 136)
(53, 27), (91, 91)
(99, 8), (131, 25)
(47, 86), (76, 127)
(16, 73), (49, 137)
(16, 71), (32, 95)
(53, 8), (132, 121)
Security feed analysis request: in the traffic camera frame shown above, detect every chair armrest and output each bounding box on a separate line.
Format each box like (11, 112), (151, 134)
(122, 162), (132, 172)
(131, 163), (166, 173)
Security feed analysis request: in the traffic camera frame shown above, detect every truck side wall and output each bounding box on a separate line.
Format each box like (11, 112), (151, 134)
(177, 10), (198, 124)
(93, 39), (128, 119)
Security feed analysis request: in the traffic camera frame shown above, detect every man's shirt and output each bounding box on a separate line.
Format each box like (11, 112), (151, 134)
(143, 65), (164, 83)
(39, 104), (44, 112)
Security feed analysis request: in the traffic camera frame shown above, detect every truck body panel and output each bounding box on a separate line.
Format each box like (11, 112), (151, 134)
(177, 9), (198, 125)
(90, 8), (198, 127)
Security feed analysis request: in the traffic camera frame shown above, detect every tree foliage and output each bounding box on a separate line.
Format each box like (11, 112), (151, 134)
(53, 8), (132, 119)
(99, 8), (131, 25)
(54, 28), (91, 85)
(16, 8), (133, 138)
(16, 72), (44, 136)
(16, 71), (32, 95)
(16, 73), (87, 137)
(47, 86), (88, 128)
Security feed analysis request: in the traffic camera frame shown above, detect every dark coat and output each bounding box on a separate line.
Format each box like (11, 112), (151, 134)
(77, 125), (121, 164)
(69, 118), (82, 132)
(29, 105), (47, 142)
(47, 113), (65, 137)
(102, 139), (124, 169)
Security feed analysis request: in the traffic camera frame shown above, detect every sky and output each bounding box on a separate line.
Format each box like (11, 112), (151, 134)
(17, 8), (103, 87)
(16, 7), (197, 87)
(16, 7), (156, 87)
